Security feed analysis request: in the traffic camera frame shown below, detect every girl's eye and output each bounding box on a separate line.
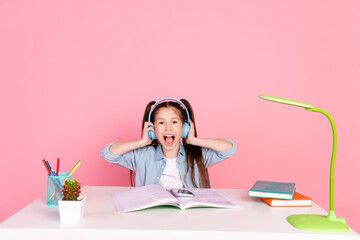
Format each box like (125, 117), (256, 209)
(172, 121), (178, 124)
(158, 122), (164, 125)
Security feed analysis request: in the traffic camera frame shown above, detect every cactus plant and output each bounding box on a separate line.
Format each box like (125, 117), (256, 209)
(61, 179), (81, 201)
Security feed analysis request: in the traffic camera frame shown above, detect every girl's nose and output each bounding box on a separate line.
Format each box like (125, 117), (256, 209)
(166, 124), (171, 130)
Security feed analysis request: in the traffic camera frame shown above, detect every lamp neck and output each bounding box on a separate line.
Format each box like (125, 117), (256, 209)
(309, 108), (337, 212)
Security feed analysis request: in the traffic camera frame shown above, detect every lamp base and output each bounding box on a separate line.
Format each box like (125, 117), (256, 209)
(287, 211), (350, 233)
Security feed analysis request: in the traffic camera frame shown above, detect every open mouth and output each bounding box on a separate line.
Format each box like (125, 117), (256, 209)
(164, 134), (175, 145)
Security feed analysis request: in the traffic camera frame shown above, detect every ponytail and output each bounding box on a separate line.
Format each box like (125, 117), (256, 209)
(130, 100), (157, 187)
(181, 99), (210, 188)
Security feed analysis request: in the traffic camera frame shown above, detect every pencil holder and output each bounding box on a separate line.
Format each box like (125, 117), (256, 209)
(47, 173), (72, 206)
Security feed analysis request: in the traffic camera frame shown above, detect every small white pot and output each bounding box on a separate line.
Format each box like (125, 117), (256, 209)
(58, 196), (86, 223)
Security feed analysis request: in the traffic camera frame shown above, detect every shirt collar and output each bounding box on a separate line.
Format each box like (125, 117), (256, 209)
(155, 143), (186, 161)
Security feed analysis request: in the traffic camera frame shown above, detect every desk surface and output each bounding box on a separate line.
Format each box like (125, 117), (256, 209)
(0, 186), (359, 240)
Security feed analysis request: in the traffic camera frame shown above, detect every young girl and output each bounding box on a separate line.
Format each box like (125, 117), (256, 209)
(100, 98), (237, 189)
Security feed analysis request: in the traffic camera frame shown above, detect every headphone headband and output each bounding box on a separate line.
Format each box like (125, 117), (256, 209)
(147, 98), (190, 123)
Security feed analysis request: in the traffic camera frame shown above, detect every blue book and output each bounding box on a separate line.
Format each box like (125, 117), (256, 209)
(248, 180), (296, 200)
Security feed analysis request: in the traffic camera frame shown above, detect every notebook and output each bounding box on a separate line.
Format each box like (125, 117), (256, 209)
(260, 192), (312, 207)
(248, 180), (296, 200)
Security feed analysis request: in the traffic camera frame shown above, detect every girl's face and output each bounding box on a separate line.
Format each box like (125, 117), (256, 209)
(154, 107), (183, 152)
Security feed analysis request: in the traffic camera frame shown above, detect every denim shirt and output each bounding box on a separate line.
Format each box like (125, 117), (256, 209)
(100, 140), (237, 188)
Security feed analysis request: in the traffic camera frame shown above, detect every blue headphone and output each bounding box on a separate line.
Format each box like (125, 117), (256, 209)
(147, 98), (191, 140)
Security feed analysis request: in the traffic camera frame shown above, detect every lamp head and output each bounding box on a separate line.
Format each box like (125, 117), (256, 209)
(259, 95), (314, 110)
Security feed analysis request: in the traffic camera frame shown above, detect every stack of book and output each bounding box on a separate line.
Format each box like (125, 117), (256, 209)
(248, 180), (312, 207)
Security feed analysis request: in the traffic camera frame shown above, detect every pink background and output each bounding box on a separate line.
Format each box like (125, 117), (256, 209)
(1, 0), (359, 232)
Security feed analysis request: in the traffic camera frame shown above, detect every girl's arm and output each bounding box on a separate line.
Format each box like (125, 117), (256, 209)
(186, 137), (233, 152)
(185, 121), (233, 152)
(109, 122), (154, 155)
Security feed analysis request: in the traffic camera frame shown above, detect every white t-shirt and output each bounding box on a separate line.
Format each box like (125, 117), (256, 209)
(158, 157), (183, 189)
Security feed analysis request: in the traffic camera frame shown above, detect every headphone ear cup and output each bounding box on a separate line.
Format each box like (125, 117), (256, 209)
(148, 126), (157, 140)
(182, 122), (190, 138)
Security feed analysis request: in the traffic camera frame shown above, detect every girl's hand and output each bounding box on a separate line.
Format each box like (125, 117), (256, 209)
(141, 122), (154, 146)
(185, 120), (197, 145)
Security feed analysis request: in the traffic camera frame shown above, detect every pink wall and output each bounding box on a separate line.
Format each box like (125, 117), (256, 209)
(1, 0), (359, 232)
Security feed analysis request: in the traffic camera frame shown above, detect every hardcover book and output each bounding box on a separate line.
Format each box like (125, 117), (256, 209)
(260, 192), (312, 207)
(248, 180), (296, 200)
(112, 184), (242, 212)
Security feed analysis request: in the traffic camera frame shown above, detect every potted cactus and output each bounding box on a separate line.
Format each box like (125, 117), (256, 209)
(58, 179), (86, 223)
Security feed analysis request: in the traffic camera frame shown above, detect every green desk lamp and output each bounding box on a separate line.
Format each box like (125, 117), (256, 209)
(259, 95), (349, 233)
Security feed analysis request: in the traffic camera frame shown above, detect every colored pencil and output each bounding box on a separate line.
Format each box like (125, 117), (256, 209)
(56, 158), (60, 176)
(45, 160), (53, 175)
(51, 170), (63, 187)
(42, 159), (52, 175)
(55, 158), (59, 202)
(68, 160), (82, 176)
(49, 160), (82, 201)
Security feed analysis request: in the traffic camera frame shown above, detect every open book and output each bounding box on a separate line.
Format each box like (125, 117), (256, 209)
(112, 184), (242, 212)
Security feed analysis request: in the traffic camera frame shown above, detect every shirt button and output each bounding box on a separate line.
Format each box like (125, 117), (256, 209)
(157, 177), (159, 179)
(161, 166), (164, 168)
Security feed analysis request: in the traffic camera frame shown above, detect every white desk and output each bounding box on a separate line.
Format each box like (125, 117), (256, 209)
(0, 186), (359, 240)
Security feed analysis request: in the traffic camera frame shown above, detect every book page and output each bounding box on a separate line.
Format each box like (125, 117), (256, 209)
(112, 184), (179, 212)
(178, 189), (242, 210)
